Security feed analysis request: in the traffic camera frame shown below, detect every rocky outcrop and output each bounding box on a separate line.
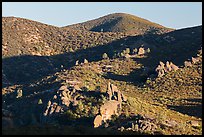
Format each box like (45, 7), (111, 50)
(189, 120), (200, 127)
(94, 100), (121, 128)
(191, 57), (200, 64)
(106, 82), (127, 102)
(184, 61), (192, 67)
(94, 83), (127, 128)
(155, 61), (165, 77)
(100, 100), (121, 121)
(43, 84), (81, 118)
(118, 114), (158, 133)
(155, 61), (179, 77)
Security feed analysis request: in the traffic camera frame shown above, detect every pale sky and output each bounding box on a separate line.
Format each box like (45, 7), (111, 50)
(2, 2), (202, 29)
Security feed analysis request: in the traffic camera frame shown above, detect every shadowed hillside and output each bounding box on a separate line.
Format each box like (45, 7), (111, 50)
(2, 25), (201, 87)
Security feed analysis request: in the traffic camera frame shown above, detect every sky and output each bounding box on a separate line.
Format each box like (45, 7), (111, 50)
(2, 2), (202, 29)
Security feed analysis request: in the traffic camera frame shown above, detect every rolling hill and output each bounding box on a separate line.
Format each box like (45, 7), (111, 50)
(62, 13), (174, 35)
(2, 13), (202, 135)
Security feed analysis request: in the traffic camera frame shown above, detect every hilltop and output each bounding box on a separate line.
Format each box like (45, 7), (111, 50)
(62, 13), (173, 35)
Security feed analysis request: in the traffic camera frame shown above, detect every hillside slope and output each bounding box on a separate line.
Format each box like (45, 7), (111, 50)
(2, 15), (202, 135)
(2, 17), (126, 58)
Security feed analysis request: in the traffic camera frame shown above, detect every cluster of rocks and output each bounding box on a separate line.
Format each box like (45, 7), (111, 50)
(106, 82), (127, 103)
(123, 47), (150, 59)
(102, 65), (113, 72)
(75, 59), (89, 66)
(93, 82), (127, 128)
(42, 84), (82, 122)
(118, 114), (158, 133)
(155, 61), (179, 77)
(184, 57), (201, 67)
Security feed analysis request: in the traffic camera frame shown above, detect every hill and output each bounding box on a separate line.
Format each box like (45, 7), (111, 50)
(2, 16), (126, 58)
(2, 14), (202, 135)
(62, 13), (173, 35)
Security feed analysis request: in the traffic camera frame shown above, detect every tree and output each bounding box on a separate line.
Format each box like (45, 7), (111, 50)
(133, 48), (138, 54)
(125, 48), (130, 54)
(102, 53), (109, 59)
(69, 47), (74, 52)
(146, 48), (151, 53)
(16, 89), (23, 98)
(38, 99), (43, 105)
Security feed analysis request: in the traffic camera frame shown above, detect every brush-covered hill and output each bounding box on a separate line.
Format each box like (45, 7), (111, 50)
(2, 14), (202, 135)
(2, 17), (126, 58)
(62, 13), (173, 35)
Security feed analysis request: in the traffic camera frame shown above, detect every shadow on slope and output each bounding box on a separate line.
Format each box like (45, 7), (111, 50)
(2, 26), (202, 89)
(167, 98), (202, 118)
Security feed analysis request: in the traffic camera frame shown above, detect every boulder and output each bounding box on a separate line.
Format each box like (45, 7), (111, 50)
(189, 120), (199, 127)
(165, 61), (172, 72)
(75, 60), (79, 65)
(170, 62), (179, 71)
(53, 95), (57, 99)
(84, 59), (88, 64)
(55, 106), (61, 113)
(61, 90), (68, 97)
(138, 47), (145, 55)
(59, 85), (68, 91)
(74, 85), (81, 91)
(192, 57), (199, 64)
(94, 115), (103, 128)
(100, 100), (121, 122)
(47, 101), (52, 108)
(162, 120), (178, 127)
(124, 54), (131, 58)
(106, 82), (112, 100)
(184, 61), (192, 67)
(155, 61), (179, 77)
(159, 61), (165, 68)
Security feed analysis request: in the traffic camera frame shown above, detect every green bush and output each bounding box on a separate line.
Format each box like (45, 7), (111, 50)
(102, 53), (109, 59)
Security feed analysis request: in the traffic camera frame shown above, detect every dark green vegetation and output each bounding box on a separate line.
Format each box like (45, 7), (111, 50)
(2, 13), (202, 135)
